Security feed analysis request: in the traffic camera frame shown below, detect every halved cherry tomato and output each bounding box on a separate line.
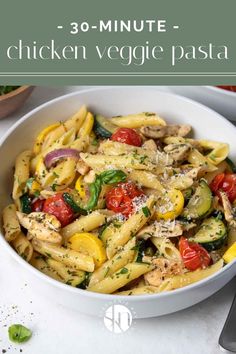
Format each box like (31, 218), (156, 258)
(179, 237), (211, 271)
(31, 199), (45, 212)
(43, 193), (74, 227)
(210, 173), (225, 191)
(210, 173), (236, 203)
(111, 128), (142, 147)
(106, 182), (144, 217)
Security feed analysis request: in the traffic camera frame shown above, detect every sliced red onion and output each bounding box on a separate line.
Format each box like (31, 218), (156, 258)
(44, 148), (80, 169)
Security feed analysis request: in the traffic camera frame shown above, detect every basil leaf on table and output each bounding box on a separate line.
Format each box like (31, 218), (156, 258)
(8, 324), (32, 343)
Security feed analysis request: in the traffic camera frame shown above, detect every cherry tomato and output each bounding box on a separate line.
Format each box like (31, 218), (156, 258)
(111, 128), (142, 147)
(179, 237), (211, 271)
(43, 193), (74, 227)
(210, 173), (225, 192)
(106, 182), (144, 217)
(31, 199), (45, 212)
(210, 173), (236, 203)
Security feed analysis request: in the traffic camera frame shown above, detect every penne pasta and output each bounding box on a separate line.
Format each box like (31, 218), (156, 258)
(12, 232), (33, 262)
(32, 239), (95, 272)
(110, 112), (166, 128)
(157, 259), (224, 292)
(151, 237), (182, 261)
(89, 238), (136, 286)
(204, 160), (228, 184)
(3, 204), (21, 242)
(88, 262), (154, 294)
(128, 170), (164, 191)
(42, 128), (76, 157)
(42, 105), (87, 150)
(61, 211), (107, 242)
(13, 150), (32, 199)
(33, 122), (60, 155)
(30, 252), (63, 282)
(106, 196), (156, 259)
(98, 140), (172, 166)
(80, 153), (156, 171)
(46, 259), (86, 287)
(188, 149), (217, 172)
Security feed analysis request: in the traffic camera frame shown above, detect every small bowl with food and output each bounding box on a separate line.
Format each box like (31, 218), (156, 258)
(169, 86), (236, 121)
(0, 85), (34, 119)
(0, 87), (236, 318)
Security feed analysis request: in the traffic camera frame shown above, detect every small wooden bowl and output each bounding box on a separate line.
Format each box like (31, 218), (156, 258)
(0, 86), (34, 119)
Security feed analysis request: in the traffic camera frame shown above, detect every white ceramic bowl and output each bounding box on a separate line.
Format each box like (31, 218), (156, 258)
(169, 86), (236, 122)
(0, 87), (236, 318)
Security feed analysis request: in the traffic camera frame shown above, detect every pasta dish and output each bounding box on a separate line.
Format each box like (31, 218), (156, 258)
(2, 106), (236, 295)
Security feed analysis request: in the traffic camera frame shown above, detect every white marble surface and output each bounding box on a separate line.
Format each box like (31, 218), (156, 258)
(0, 86), (235, 354)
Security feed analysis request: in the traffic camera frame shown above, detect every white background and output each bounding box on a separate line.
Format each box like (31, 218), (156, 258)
(0, 86), (235, 354)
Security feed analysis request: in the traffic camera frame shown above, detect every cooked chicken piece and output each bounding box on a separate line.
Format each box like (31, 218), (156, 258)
(164, 167), (201, 190)
(26, 231), (34, 241)
(167, 175), (193, 190)
(84, 169), (96, 184)
(76, 160), (90, 175)
(163, 137), (203, 152)
(179, 221), (197, 231)
(210, 251), (222, 264)
(142, 139), (158, 151)
(137, 220), (184, 239)
(185, 167), (202, 179)
(40, 190), (55, 199)
(212, 196), (221, 210)
(144, 257), (184, 287)
(163, 143), (191, 163)
(17, 211), (62, 244)
(140, 124), (191, 139)
(220, 192), (236, 228)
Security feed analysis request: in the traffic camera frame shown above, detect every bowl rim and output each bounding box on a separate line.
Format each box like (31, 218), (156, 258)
(206, 85), (236, 97)
(1, 86), (236, 301)
(0, 85), (32, 101)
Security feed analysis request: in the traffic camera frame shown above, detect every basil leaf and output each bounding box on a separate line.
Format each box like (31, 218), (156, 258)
(8, 324), (32, 343)
(99, 170), (126, 185)
(86, 180), (102, 210)
(86, 170), (127, 211)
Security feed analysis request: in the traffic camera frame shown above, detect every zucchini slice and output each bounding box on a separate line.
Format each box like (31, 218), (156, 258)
(189, 217), (227, 251)
(182, 179), (212, 219)
(94, 115), (117, 138)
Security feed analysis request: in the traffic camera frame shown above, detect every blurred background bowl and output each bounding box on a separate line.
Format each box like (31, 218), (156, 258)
(169, 86), (236, 122)
(0, 85), (34, 119)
